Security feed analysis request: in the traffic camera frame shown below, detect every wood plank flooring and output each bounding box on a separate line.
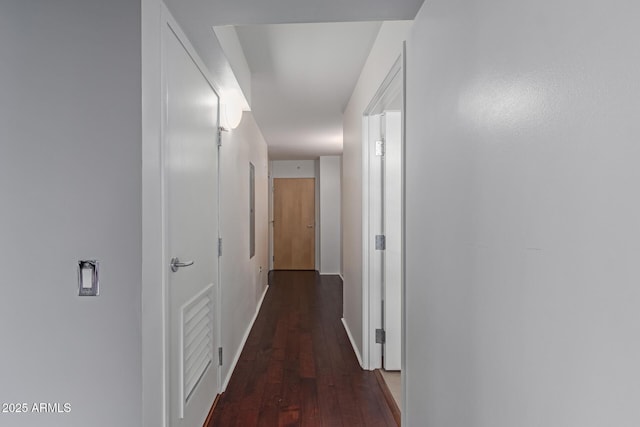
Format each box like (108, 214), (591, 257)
(207, 271), (397, 427)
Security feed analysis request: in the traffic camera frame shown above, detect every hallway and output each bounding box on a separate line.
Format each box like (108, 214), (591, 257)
(207, 271), (397, 426)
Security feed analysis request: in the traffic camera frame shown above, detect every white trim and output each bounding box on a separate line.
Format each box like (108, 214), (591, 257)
(315, 160), (321, 272)
(221, 285), (269, 391)
(268, 161), (274, 271)
(162, 7), (223, 96)
(142, 0), (165, 425)
(361, 115), (371, 369)
(400, 41), (408, 424)
(160, 10), (171, 423)
(342, 318), (363, 367)
(363, 57), (402, 115)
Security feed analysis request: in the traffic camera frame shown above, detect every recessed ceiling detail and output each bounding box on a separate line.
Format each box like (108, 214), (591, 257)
(237, 22), (382, 159)
(163, 0), (425, 159)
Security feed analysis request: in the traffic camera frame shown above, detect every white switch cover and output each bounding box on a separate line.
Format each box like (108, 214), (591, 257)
(78, 260), (99, 296)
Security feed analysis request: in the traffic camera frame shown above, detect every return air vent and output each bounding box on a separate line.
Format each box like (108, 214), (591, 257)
(180, 284), (214, 414)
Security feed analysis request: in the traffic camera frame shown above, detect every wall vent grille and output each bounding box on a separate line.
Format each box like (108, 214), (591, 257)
(181, 284), (214, 407)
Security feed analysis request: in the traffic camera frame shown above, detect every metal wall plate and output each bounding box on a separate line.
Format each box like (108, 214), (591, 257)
(78, 260), (99, 296)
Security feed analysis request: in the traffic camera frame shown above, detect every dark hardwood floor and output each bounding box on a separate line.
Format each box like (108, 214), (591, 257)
(207, 271), (397, 427)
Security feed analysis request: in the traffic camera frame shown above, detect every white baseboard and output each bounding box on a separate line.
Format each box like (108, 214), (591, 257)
(341, 317), (363, 368)
(221, 285), (269, 391)
(339, 273), (344, 281)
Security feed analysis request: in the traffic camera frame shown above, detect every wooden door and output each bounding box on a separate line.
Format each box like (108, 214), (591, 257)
(274, 178), (315, 270)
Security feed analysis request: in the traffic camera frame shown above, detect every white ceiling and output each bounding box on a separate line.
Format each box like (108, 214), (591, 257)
(165, 0), (424, 26)
(236, 22), (382, 159)
(163, 0), (424, 159)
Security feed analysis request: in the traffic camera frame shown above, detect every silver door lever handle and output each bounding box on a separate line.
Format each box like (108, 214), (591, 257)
(170, 257), (194, 272)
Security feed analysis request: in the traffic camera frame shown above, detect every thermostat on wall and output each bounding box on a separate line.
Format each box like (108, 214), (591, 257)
(78, 260), (99, 296)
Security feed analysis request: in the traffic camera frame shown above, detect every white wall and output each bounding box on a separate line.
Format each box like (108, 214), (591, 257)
(163, 0), (249, 111)
(271, 159), (317, 178)
(270, 160), (320, 270)
(405, 0), (640, 426)
(212, 25), (252, 108)
(319, 156), (342, 275)
(219, 112), (269, 387)
(342, 21), (412, 362)
(0, 1), (141, 426)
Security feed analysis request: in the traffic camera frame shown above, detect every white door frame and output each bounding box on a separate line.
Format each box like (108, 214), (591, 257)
(142, 4), (223, 426)
(142, 0), (166, 425)
(361, 55), (404, 370)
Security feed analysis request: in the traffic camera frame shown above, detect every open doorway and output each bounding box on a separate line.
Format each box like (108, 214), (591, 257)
(362, 54), (404, 420)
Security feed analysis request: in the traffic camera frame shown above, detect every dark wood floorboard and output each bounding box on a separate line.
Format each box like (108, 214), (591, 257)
(207, 271), (397, 427)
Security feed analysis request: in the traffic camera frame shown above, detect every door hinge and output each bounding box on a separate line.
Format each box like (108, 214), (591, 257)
(217, 126), (224, 147)
(375, 235), (386, 250)
(218, 238), (223, 257)
(375, 139), (385, 156)
(375, 328), (386, 344)
(218, 347), (223, 366)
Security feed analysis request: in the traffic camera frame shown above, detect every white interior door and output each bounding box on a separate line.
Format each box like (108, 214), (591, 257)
(382, 111), (402, 370)
(368, 114), (384, 369)
(364, 58), (403, 373)
(163, 19), (219, 427)
(368, 111), (403, 371)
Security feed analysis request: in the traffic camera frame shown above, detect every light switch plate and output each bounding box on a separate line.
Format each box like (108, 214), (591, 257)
(78, 260), (99, 296)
